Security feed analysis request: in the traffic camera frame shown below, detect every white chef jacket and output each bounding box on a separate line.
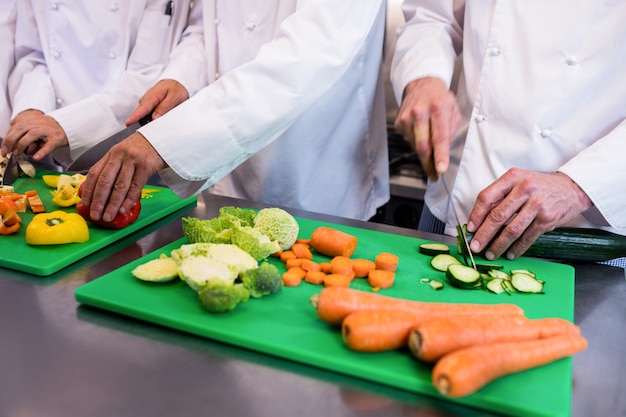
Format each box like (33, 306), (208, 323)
(8, 0), (207, 161)
(141, 0), (390, 221)
(392, 0), (626, 235)
(0, 0), (16, 135)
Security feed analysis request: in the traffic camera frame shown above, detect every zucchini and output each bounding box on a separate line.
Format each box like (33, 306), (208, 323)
(461, 226), (626, 263)
(511, 272), (544, 293)
(418, 242), (451, 256)
(430, 254), (462, 272)
(420, 278), (444, 290)
(446, 264), (483, 289)
(475, 263), (505, 273)
(487, 269), (511, 281)
(486, 278), (507, 295)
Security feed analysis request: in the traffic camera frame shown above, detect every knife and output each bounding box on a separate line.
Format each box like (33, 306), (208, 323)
(0, 152), (19, 187)
(441, 176), (477, 270)
(66, 115), (152, 173)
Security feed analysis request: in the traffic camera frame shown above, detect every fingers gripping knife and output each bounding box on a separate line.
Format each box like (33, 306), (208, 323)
(441, 177), (477, 270)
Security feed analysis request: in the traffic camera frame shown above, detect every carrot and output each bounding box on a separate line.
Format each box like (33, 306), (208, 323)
(342, 310), (424, 352)
(310, 287), (525, 326)
(287, 266), (307, 279)
(295, 238), (311, 245)
(280, 250), (297, 263)
(305, 270), (326, 285)
(330, 256), (354, 276)
(324, 273), (352, 288)
(342, 310), (522, 353)
(367, 269), (395, 289)
(320, 262), (332, 274)
(310, 226), (358, 258)
(300, 259), (321, 272)
(291, 242), (313, 259)
(270, 248), (283, 257)
(375, 252), (399, 272)
(282, 270), (303, 287)
(285, 258), (304, 269)
(25, 189), (45, 213)
(410, 315), (581, 363)
(432, 334), (588, 397)
(351, 259), (376, 278)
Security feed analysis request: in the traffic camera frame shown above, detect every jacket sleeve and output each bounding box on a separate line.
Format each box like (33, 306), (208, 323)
(140, 0), (387, 197)
(48, 1), (200, 159)
(390, 0), (465, 104)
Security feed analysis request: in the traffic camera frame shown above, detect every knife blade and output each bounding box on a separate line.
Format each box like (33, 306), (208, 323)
(0, 152), (19, 187)
(66, 115), (152, 173)
(441, 176), (477, 270)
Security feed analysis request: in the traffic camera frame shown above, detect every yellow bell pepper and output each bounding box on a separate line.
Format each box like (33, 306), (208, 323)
(26, 211), (90, 245)
(51, 184), (82, 207)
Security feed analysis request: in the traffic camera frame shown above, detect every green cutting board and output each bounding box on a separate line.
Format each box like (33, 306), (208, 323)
(0, 171), (197, 276)
(75, 217), (576, 417)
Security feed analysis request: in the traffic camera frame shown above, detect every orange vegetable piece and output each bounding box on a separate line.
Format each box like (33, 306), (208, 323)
(320, 262), (332, 274)
(367, 269), (395, 289)
(287, 266), (307, 279)
(291, 242), (313, 259)
(305, 270), (326, 285)
(330, 256), (354, 276)
(310, 287), (525, 326)
(410, 315), (581, 363)
(375, 252), (399, 272)
(282, 270), (303, 287)
(432, 334), (587, 397)
(323, 273), (352, 288)
(300, 259), (321, 272)
(280, 250), (297, 263)
(285, 258), (304, 269)
(310, 226), (358, 258)
(351, 259), (376, 278)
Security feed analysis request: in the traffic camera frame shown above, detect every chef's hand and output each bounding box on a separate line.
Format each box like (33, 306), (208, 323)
(467, 169), (593, 260)
(1, 110), (69, 161)
(394, 77), (461, 181)
(125, 79), (189, 126)
(80, 132), (166, 222)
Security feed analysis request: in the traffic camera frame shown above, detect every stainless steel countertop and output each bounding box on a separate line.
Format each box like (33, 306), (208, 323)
(1, 193), (624, 417)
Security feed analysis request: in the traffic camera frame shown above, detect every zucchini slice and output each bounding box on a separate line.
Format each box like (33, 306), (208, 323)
(475, 263), (505, 273)
(446, 264), (483, 289)
(486, 278), (507, 294)
(430, 254), (462, 272)
(418, 242), (451, 256)
(487, 269), (511, 281)
(511, 272), (544, 293)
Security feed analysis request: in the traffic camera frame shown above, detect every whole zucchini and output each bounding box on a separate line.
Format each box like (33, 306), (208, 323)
(461, 227), (626, 263)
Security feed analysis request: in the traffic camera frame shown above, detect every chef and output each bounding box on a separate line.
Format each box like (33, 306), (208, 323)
(79, 0), (390, 222)
(392, 0), (626, 263)
(0, 0), (16, 136)
(2, 0), (206, 167)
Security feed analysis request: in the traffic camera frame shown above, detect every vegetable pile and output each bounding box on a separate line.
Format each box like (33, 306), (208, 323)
(133, 206), (299, 313)
(277, 226), (401, 291)
(311, 286), (587, 398)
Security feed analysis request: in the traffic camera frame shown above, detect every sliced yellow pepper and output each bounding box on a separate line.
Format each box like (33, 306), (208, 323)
(51, 184), (82, 207)
(26, 211), (90, 245)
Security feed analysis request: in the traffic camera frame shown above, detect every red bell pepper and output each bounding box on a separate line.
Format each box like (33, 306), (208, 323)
(0, 198), (21, 235)
(76, 184), (141, 229)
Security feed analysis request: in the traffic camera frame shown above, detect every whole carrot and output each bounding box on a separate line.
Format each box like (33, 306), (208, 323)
(432, 333), (587, 397)
(410, 316), (581, 362)
(310, 287), (525, 326)
(310, 227), (358, 258)
(342, 310), (427, 352)
(342, 310), (522, 353)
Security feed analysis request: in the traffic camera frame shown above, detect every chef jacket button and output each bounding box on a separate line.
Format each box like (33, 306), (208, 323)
(540, 129), (552, 138)
(489, 47), (502, 57)
(215, 72), (221, 79)
(565, 56), (578, 66)
(50, 3), (59, 11)
(108, 51), (116, 59)
(214, 18), (220, 25)
(110, 4), (119, 12)
(475, 114), (486, 123)
(246, 21), (257, 30)
(51, 50), (61, 59)
(56, 98), (63, 105)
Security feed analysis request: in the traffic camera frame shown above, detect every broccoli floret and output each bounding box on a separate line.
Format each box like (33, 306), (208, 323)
(239, 261), (283, 298)
(198, 279), (250, 313)
(253, 208), (299, 251)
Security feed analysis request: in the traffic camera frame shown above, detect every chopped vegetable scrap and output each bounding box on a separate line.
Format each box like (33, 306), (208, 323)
(44, 173), (86, 208)
(0, 198), (22, 235)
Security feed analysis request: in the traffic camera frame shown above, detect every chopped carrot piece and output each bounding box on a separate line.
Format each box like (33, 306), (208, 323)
(300, 259), (321, 272)
(330, 256), (353, 276)
(305, 270), (326, 285)
(291, 242), (313, 259)
(282, 270), (303, 287)
(285, 258), (304, 269)
(367, 270), (395, 289)
(280, 250), (297, 263)
(324, 273), (352, 288)
(375, 252), (399, 272)
(351, 259), (376, 278)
